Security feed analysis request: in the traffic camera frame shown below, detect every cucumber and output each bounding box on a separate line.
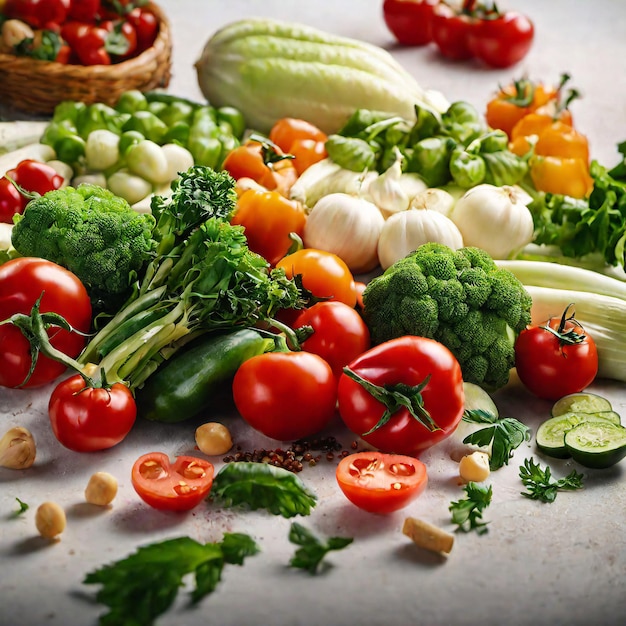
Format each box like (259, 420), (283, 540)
(536, 411), (621, 459)
(551, 392), (613, 417)
(564, 421), (626, 469)
(135, 328), (272, 423)
(463, 382), (498, 416)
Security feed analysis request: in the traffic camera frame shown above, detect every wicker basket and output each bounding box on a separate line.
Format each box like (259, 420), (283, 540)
(0, 2), (172, 116)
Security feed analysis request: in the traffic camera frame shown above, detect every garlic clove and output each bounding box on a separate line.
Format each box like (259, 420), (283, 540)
(0, 426), (36, 470)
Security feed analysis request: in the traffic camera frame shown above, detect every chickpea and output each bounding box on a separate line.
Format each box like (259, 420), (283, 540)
(35, 502), (66, 540)
(195, 422), (233, 456)
(85, 472), (118, 506)
(458, 451), (491, 483)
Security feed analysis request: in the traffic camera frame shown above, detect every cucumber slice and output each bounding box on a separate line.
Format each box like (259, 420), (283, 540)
(463, 382), (498, 417)
(564, 421), (626, 469)
(536, 411), (621, 459)
(551, 392), (613, 417)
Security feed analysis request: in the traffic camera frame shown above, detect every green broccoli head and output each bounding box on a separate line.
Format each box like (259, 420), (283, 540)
(11, 184), (156, 310)
(362, 242), (532, 390)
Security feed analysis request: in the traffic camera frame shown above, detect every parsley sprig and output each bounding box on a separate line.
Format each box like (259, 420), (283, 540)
(84, 534), (259, 626)
(449, 482), (493, 535)
(288, 523), (353, 574)
(519, 457), (584, 503)
(462, 409), (531, 470)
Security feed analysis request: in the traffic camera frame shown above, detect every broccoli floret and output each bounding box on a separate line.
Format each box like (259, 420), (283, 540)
(11, 184), (156, 311)
(362, 242), (532, 390)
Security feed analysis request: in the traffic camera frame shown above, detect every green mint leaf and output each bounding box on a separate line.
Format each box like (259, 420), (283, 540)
(519, 458), (584, 503)
(210, 462), (317, 518)
(288, 522), (353, 574)
(449, 482), (492, 535)
(463, 409), (530, 470)
(84, 534), (259, 625)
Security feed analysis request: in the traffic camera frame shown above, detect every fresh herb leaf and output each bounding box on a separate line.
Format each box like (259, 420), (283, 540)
(449, 482), (492, 535)
(519, 457), (584, 503)
(84, 534), (259, 626)
(288, 522), (353, 574)
(210, 462), (317, 518)
(14, 497), (29, 516)
(462, 409), (531, 470)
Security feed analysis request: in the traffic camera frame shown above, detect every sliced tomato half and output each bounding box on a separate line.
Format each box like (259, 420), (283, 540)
(131, 452), (215, 512)
(336, 451), (428, 515)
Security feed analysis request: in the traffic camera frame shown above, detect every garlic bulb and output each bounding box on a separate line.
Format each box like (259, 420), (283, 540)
(409, 188), (456, 216)
(377, 207), (464, 270)
(449, 184), (534, 259)
(367, 154), (410, 218)
(304, 192), (384, 273)
(0, 426), (36, 469)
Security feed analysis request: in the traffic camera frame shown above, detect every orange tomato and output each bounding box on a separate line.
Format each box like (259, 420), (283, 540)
(534, 121), (590, 163)
(530, 156), (593, 199)
(231, 188), (306, 266)
(269, 118), (328, 176)
(288, 138), (328, 175)
(276, 248), (357, 307)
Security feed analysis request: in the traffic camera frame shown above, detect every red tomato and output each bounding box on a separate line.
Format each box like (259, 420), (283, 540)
(107, 20), (138, 59)
(514, 306), (598, 401)
(382, 0), (439, 47)
(231, 188), (306, 266)
(467, 11), (534, 69)
(131, 452), (215, 512)
(337, 336), (465, 456)
(232, 351), (337, 441)
(276, 248), (357, 307)
(354, 280), (367, 311)
(431, 2), (474, 60)
(126, 7), (159, 52)
(0, 178), (23, 223)
(49, 375), (136, 452)
(336, 451), (428, 514)
(5, 159), (64, 213)
(0, 258), (92, 388)
(4, 0), (70, 29)
(68, 0), (100, 22)
(292, 301), (370, 380)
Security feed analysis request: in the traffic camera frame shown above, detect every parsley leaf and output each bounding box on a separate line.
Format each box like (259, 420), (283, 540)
(288, 522), (353, 574)
(462, 409), (531, 470)
(519, 457), (584, 503)
(84, 534), (259, 626)
(210, 462), (317, 518)
(449, 482), (492, 535)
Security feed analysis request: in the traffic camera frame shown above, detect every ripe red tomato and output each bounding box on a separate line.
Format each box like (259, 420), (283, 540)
(337, 335), (465, 456)
(131, 452), (215, 512)
(467, 11), (534, 69)
(382, 0), (439, 47)
(5, 159), (64, 213)
(126, 6), (159, 52)
(0, 178), (23, 223)
(4, 0), (70, 29)
(232, 350), (337, 441)
(292, 301), (370, 380)
(276, 248), (357, 308)
(49, 375), (136, 452)
(0, 258), (92, 388)
(431, 2), (474, 60)
(514, 306), (598, 401)
(336, 451), (428, 514)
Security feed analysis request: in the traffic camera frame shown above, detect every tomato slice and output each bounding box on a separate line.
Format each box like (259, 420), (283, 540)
(131, 452), (215, 512)
(336, 452), (428, 515)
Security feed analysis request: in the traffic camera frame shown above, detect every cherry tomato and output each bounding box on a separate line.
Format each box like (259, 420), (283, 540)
(107, 20), (137, 59)
(466, 11), (534, 69)
(337, 335), (465, 456)
(287, 138), (328, 175)
(232, 351), (337, 441)
(131, 452), (215, 512)
(221, 140), (298, 197)
(268, 118), (327, 153)
(4, 0), (70, 29)
(514, 306), (598, 401)
(5, 159), (64, 213)
(292, 301), (370, 380)
(382, 0), (439, 47)
(0, 258), (92, 388)
(49, 375), (136, 452)
(0, 178), (23, 223)
(431, 2), (474, 61)
(126, 6), (159, 52)
(336, 452), (428, 514)
(231, 188), (306, 266)
(276, 248), (357, 307)
(68, 0), (100, 22)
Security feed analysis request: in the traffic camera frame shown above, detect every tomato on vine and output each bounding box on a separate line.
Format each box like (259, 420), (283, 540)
(514, 305), (598, 401)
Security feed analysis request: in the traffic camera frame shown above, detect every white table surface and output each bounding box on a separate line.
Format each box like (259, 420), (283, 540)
(2, 2), (626, 625)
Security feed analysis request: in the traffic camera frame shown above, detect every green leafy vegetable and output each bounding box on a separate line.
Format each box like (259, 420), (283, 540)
(210, 462), (317, 518)
(84, 533), (259, 626)
(449, 482), (492, 535)
(13, 497), (29, 516)
(462, 408), (531, 470)
(519, 457), (584, 503)
(288, 522), (353, 574)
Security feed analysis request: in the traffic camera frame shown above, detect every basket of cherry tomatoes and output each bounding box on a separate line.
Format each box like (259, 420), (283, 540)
(0, 0), (172, 115)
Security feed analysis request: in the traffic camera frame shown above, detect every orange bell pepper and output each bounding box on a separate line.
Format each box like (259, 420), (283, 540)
(530, 155), (593, 199)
